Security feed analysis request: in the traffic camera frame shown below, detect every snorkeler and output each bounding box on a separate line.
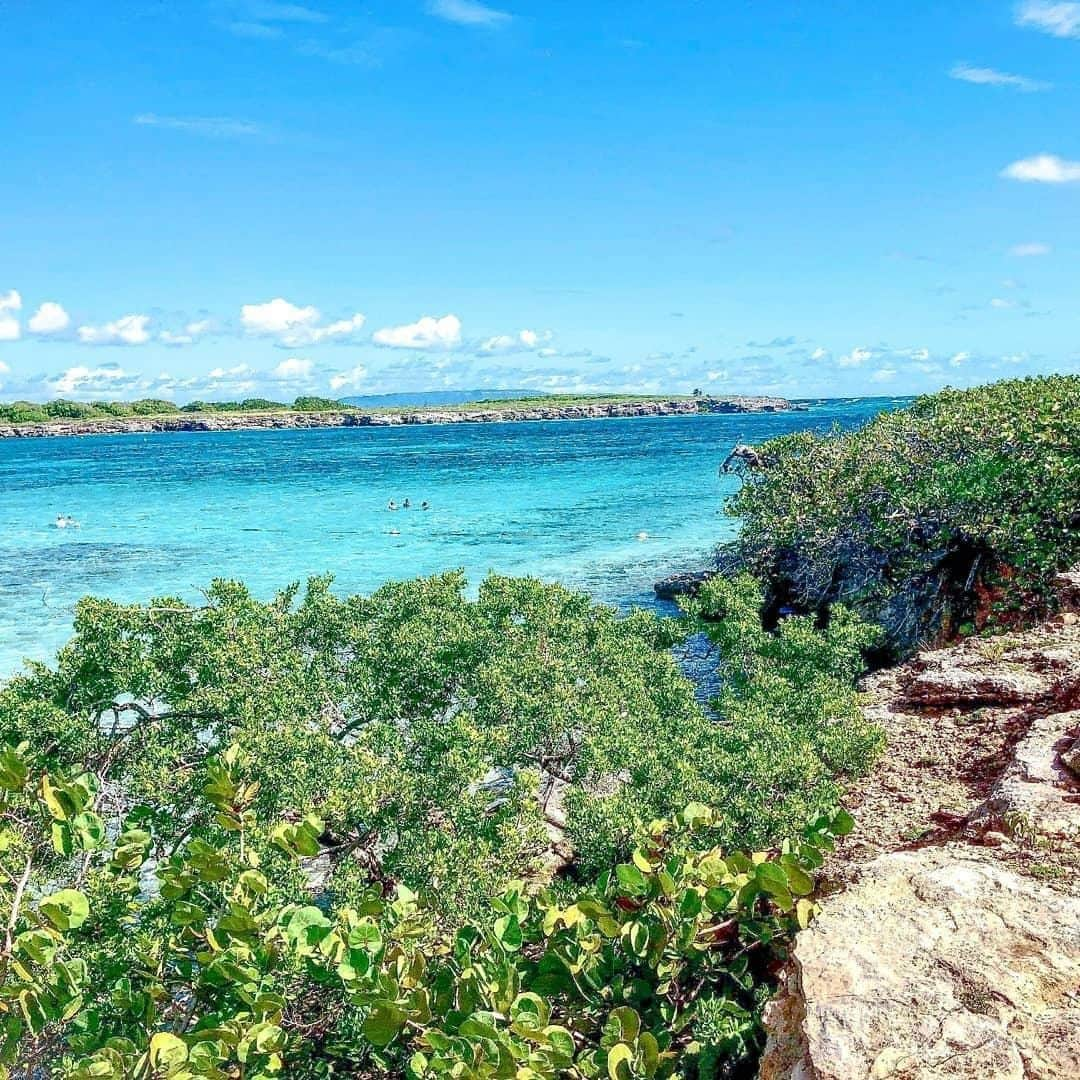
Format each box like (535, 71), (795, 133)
(421, 501), (430, 511)
(403, 498), (411, 509)
(387, 500), (399, 511)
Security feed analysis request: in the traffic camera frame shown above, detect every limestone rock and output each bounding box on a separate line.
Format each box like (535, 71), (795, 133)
(967, 709), (1080, 839)
(907, 661), (1054, 707)
(1062, 736), (1080, 779)
(760, 847), (1080, 1079)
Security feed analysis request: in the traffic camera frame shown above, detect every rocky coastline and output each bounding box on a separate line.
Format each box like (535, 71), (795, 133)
(760, 568), (1080, 1079)
(0, 395), (796, 439)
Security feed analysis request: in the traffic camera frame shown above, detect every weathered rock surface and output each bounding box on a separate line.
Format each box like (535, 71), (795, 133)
(760, 847), (1080, 1080)
(0, 396), (796, 440)
(760, 587), (1080, 1079)
(967, 709), (1080, 840)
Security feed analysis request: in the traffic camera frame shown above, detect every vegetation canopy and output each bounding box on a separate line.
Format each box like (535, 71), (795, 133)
(727, 375), (1080, 655)
(0, 572), (878, 1076)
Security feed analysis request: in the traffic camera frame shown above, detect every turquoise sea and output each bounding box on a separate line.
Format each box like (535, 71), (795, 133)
(0, 399), (897, 675)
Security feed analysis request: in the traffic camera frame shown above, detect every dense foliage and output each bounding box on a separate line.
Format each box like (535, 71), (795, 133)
(727, 375), (1080, 655)
(1, 572), (878, 1075)
(0, 734), (853, 1078)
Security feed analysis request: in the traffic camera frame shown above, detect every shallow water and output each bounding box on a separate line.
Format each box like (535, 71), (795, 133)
(0, 399), (897, 674)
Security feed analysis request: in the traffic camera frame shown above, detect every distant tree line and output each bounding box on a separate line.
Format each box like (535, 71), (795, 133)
(0, 397), (349, 424)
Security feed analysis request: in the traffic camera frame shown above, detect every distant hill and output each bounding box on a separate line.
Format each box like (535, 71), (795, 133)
(341, 389), (547, 409)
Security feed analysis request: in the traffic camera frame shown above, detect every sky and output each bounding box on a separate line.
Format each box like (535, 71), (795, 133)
(2, 0), (1079, 403)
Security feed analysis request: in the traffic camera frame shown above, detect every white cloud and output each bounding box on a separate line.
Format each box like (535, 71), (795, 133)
(208, 364), (257, 380)
(242, 297), (319, 335)
(0, 360), (10, 375)
(478, 328), (551, 354)
(134, 113), (262, 138)
(1010, 241), (1051, 256)
(241, 298), (364, 345)
(0, 290), (21, 342)
(271, 357), (314, 381)
(159, 319), (216, 346)
(49, 365), (134, 395)
(809, 347), (828, 361)
(949, 63), (1049, 91)
(1001, 153), (1080, 182)
(28, 301), (70, 334)
(428, 0), (512, 27)
(990, 297), (1017, 309)
(373, 314), (462, 350)
(77, 314), (152, 346)
(870, 368), (898, 383)
(304, 312), (366, 345)
(950, 351), (972, 367)
(329, 365), (368, 391)
(837, 346), (873, 368)
(1015, 1), (1080, 38)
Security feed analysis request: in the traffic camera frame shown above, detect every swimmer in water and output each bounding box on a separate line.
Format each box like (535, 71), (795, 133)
(421, 500), (430, 511)
(403, 498), (411, 509)
(387, 500), (399, 511)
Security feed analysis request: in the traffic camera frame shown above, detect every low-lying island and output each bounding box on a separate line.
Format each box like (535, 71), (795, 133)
(0, 394), (797, 439)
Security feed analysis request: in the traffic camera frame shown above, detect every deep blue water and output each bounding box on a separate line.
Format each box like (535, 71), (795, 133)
(0, 399), (898, 674)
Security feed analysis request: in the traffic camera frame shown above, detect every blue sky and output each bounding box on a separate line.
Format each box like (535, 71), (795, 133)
(2, 0), (1079, 402)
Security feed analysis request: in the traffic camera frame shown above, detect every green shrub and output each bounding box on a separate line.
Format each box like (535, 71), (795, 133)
(42, 399), (101, 420)
(0, 401), (49, 424)
(0, 571), (879, 1075)
(727, 375), (1080, 654)
(293, 396), (344, 411)
(128, 398), (180, 416)
(0, 734), (853, 1077)
(88, 401), (134, 417)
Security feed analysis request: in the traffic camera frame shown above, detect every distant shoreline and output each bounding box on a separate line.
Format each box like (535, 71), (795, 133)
(0, 395), (798, 439)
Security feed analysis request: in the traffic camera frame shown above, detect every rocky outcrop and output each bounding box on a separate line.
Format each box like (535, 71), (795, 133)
(653, 569), (720, 601)
(761, 848), (1080, 1080)
(760, 581), (1080, 1079)
(0, 396), (796, 439)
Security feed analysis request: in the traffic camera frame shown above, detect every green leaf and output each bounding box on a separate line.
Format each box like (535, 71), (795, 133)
(832, 809), (856, 836)
(782, 862), (814, 897)
(704, 886), (733, 913)
(363, 1002), (408, 1048)
(0, 745), (28, 791)
(623, 920), (650, 958)
(171, 902), (206, 927)
(679, 889), (702, 918)
(39, 888), (90, 931)
(148, 1032), (188, 1075)
(607, 1006), (640, 1043)
(607, 1042), (634, 1080)
(71, 811), (106, 851)
(493, 913), (523, 951)
(543, 1025), (576, 1065)
(615, 863), (647, 894)
(284, 906), (333, 953)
